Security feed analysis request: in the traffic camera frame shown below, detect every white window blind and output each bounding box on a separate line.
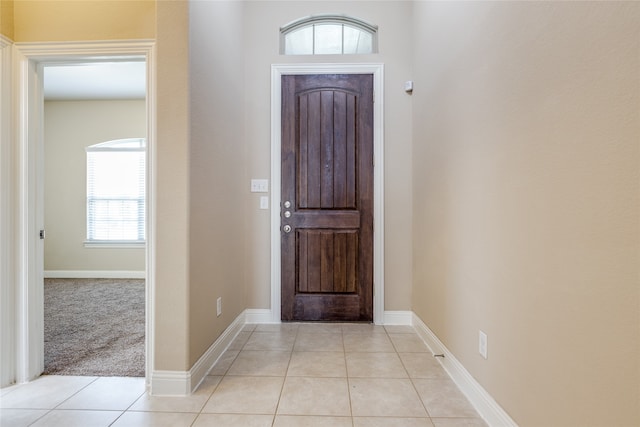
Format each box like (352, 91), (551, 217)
(86, 138), (145, 244)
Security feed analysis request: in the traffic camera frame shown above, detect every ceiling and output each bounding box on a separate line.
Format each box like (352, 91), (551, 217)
(43, 61), (146, 101)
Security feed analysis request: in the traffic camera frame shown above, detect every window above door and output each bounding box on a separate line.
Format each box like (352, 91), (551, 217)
(280, 14), (378, 55)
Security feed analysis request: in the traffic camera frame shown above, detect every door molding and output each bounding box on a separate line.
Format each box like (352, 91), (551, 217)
(270, 63), (384, 324)
(9, 40), (156, 384)
(1, 35), (15, 387)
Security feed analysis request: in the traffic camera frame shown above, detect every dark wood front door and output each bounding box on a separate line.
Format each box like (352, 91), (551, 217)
(281, 74), (374, 322)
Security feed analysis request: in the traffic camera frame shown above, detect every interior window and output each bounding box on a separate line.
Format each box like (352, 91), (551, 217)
(281, 15), (378, 55)
(85, 138), (146, 245)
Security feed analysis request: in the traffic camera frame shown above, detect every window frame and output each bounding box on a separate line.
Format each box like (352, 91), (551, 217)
(84, 137), (146, 248)
(280, 14), (378, 55)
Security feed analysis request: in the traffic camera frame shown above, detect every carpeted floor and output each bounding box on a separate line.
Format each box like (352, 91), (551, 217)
(44, 278), (145, 377)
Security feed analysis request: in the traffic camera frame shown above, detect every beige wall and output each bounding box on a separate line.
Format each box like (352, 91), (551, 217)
(154, 0), (190, 371)
(411, 2), (640, 426)
(0, 0), (14, 40)
(44, 100), (146, 273)
(12, 0), (154, 42)
(189, 0), (247, 366)
(242, 0), (414, 311)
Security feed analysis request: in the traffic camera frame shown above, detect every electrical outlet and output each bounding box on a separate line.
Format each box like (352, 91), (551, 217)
(216, 297), (222, 317)
(479, 330), (488, 359)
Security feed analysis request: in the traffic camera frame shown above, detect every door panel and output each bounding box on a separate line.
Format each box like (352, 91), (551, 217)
(281, 74), (373, 322)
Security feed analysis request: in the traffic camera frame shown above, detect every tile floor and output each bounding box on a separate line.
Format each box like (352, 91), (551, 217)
(0, 323), (487, 427)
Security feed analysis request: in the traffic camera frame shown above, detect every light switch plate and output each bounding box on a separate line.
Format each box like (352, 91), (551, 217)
(251, 179), (269, 193)
(260, 196), (269, 210)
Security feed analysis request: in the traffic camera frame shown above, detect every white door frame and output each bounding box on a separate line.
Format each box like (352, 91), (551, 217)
(9, 40), (156, 384)
(1, 35), (16, 387)
(270, 63), (385, 324)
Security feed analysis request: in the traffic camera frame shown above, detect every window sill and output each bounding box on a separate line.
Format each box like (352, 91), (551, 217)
(84, 240), (146, 249)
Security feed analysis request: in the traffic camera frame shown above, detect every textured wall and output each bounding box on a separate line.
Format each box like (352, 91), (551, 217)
(13, 0), (154, 42)
(412, 2), (640, 425)
(189, 0), (247, 367)
(0, 0), (14, 40)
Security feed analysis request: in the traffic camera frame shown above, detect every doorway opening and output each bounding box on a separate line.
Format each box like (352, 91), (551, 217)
(42, 61), (147, 376)
(11, 41), (155, 385)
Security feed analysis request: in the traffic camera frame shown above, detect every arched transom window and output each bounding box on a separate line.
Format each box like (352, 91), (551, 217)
(281, 14), (378, 55)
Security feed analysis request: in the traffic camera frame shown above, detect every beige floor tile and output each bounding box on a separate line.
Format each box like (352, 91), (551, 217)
(277, 377), (351, 416)
(412, 379), (479, 418)
(298, 323), (343, 334)
(242, 324), (257, 332)
(399, 353), (449, 379)
(384, 325), (417, 334)
(343, 333), (395, 352)
(193, 413), (274, 427)
(208, 350), (239, 376)
(30, 409), (122, 427)
(228, 331), (252, 350)
(354, 417), (435, 427)
(431, 418), (488, 427)
(349, 378), (427, 417)
(57, 377), (146, 410)
(288, 351), (347, 377)
(128, 376), (221, 413)
(255, 323), (300, 333)
(111, 411), (198, 427)
(346, 352), (408, 378)
(389, 334), (430, 352)
(0, 384), (22, 397)
(244, 331), (296, 351)
(0, 409), (48, 427)
(274, 415), (353, 427)
(226, 350), (291, 376)
(342, 323), (387, 334)
(0, 376), (97, 409)
(294, 333), (344, 352)
(202, 376), (283, 414)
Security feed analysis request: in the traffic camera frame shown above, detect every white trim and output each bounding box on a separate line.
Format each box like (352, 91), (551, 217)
(150, 310), (245, 396)
(383, 310), (413, 325)
(0, 35), (15, 387)
(244, 308), (277, 324)
(270, 63), (385, 324)
(11, 40), (156, 386)
(44, 270), (146, 279)
(148, 370), (191, 396)
(83, 241), (146, 249)
(412, 313), (519, 427)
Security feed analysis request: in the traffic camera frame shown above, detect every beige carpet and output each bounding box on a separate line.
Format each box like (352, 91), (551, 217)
(44, 278), (145, 377)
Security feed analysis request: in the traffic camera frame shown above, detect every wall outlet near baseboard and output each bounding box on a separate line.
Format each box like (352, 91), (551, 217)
(479, 330), (488, 359)
(216, 297), (222, 317)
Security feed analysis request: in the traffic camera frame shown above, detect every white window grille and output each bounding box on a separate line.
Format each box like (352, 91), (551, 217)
(85, 138), (145, 246)
(281, 14), (378, 55)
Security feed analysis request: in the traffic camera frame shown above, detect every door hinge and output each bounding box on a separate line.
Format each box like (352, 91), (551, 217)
(39, 229), (45, 240)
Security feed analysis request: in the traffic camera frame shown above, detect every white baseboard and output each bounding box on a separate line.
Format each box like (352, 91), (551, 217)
(412, 313), (518, 427)
(382, 310), (413, 325)
(148, 370), (191, 396)
(244, 309), (413, 325)
(150, 310), (245, 396)
(245, 308), (277, 324)
(44, 270), (145, 279)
